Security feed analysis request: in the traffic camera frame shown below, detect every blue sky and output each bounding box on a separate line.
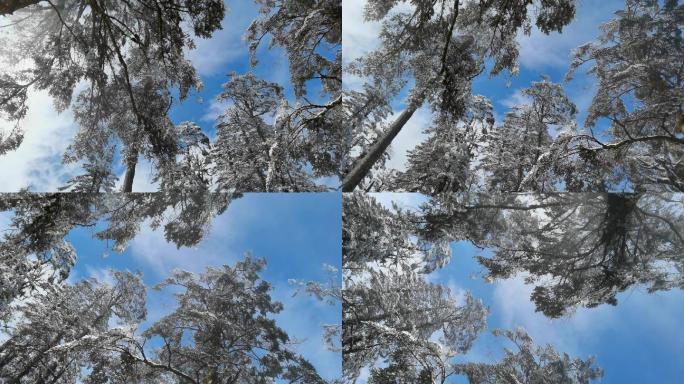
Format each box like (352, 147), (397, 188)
(0, 0), (304, 191)
(343, 0), (626, 172)
(441, 242), (684, 384)
(373, 193), (684, 384)
(50, 192), (342, 381)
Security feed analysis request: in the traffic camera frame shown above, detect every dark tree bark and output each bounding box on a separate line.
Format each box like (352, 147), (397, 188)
(121, 156), (137, 193)
(341, 106), (418, 192)
(0, 0), (42, 15)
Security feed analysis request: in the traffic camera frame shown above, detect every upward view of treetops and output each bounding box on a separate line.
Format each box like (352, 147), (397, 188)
(1, 0), (683, 383)
(343, 192), (684, 383)
(0, 0), (681, 192)
(0, 193), (342, 383)
(343, 0), (684, 193)
(6, 190), (682, 383)
(0, 0), (341, 192)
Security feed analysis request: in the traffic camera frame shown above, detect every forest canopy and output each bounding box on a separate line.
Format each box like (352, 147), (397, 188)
(0, 192), (341, 383)
(342, 0), (684, 193)
(0, 0), (341, 192)
(341, 192), (615, 383)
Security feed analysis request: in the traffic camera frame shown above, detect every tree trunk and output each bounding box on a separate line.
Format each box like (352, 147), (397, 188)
(121, 155), (137, 193)
(340, 1), (462, 192)
(0, 0), (42, 15)
(341, 106), (418, 192)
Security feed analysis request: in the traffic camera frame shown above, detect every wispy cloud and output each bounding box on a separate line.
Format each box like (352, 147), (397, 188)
(491, 274), (616, 356)
(342, 0), (382, 65)
(0, 90), (80, 191)
(516, 0), (623, 72)
(128, 214), (240, 278)
(500, 88), (532, 109)
(184, 1), (256, 77)
(202, 97), (232, 123)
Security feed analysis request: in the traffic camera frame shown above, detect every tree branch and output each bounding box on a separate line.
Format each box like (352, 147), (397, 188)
(0, 0), (43, 15)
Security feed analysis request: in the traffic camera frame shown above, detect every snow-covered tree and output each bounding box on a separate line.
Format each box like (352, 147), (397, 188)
(395, 78), (580, 194)
(395, 96), (495, 194)
(0, 0), (342, 192)
(0, 270), (147, 383)
(344, 264), (488, 383)
(342, 193), (603, 383)
(499, 0), (684, 193)
(343, 194), (486, 381)
(213, 73), (326, 192)
(478, 194), (684, 318)
(341, 0), (578, 191)
(479, 78), (576, 192)
(247, 0), (341, 99)
(211, 0), (343, 191)
(346, 0), (684, 193)
(341, 83), (395, 191)
(454, 328), (603, 384)
(0, 192), (233, 322)
(0, 193), (93, 322)
(420, 193), (684, 318)
(0, 0), (225, 191)
(559, 0), (684, 192)
(0, 255), (328, 383)
(127, 256), (327, 383)
(344, 192), (453, 272)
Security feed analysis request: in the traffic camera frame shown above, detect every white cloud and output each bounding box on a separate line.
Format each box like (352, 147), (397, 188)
(202, 97), (231, 123)
(85, 267), (116, 287)
(127, 214), (239, 278)
(0, 90), (80, 191)
(342, 0), (381, 65)
(0, 211), (12, 232)
(491, 274), (616, 356)
(186, 1), (292, 87)
(357, 368), (371, 382)
(113, 157), (159, 192)
(516, 0), (624, 71)
(184, 1), (255, 77)
(500, 88), (532, 109)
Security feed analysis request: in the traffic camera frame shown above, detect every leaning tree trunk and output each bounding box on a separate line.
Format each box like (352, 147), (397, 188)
(121, 155), (137, 193)
(0, 0), (42, 15)
(340, 0), (461, 192)
(341, 106), (418, 192)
